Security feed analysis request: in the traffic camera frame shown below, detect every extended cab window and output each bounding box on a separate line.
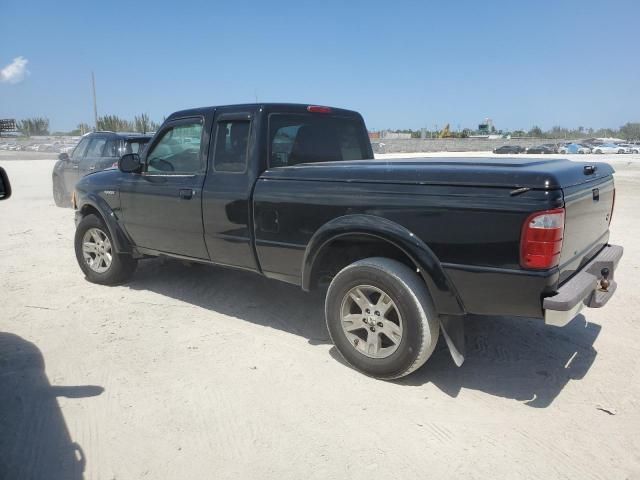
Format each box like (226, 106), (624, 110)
(269, 114), (370, 167)
(146, 121), (203, 173)
(213, 121), (250, 173)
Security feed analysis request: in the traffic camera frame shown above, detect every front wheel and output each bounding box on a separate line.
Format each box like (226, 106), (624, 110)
(74, 214), (137, 285)
(325, 257), (439, 380)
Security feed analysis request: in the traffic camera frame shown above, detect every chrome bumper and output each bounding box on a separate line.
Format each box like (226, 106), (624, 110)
(543, 244), (623, 327)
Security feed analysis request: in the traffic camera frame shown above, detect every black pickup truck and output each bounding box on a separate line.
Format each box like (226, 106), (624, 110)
(72, 103), (622, 379)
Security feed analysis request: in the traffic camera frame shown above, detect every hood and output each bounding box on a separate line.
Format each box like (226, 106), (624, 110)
(261, 157), (615, 190)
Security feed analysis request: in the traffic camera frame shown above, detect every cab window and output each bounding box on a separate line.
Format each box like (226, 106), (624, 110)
(269, 114), (370, 167)
(213, 121), (250, 173)
(146, 121), (203, 173)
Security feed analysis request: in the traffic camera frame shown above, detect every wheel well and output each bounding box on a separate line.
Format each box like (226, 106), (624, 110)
(308, 235), (418, 290)
(79, 204), (102, 221)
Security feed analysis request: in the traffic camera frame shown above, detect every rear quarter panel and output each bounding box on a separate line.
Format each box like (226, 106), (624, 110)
(253, 177), (564, 316)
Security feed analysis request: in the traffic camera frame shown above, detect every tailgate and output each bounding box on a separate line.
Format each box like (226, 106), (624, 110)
(558, 176), (614, 283)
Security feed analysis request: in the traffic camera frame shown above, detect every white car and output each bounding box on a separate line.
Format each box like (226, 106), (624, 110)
(558, 143), (592, 154)
(591, 143), (627, 154)
(618, 143), (639, 153)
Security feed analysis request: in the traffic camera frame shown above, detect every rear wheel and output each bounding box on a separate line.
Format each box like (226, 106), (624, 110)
(74, 214), (137, 285)
(595, 149), (602, 154)
(325, 257), (439, 380)
(52, 177), (70, 207)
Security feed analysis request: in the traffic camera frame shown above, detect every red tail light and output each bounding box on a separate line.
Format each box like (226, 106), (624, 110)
(520, 208), (565, 269)
(307, 105), (332, 113)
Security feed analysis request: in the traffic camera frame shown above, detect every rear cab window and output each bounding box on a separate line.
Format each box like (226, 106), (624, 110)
(269, 114), (371, 167)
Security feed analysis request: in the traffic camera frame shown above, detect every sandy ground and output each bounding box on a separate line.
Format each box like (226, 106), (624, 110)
(1, 152), (639, 479)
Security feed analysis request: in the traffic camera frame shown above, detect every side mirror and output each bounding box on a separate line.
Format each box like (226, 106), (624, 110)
(119, 153), (142, 173)
(0, 167), (12, 200)
(58, 152), (70, 162)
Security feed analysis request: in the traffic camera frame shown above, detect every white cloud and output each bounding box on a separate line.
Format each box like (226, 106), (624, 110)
(0, 57), (29, 84)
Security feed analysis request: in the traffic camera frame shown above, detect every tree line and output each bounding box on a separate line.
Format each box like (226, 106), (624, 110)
(16, 114), (162, 136)
(384, 122), (640, 140)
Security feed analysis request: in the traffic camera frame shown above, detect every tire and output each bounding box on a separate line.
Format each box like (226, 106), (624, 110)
(595, 149), (602, 154)
(52, 177), (70, 207)
(74, 214), (137, 285)
(618, 149), (624, 154)
(325, 257), (439, 380)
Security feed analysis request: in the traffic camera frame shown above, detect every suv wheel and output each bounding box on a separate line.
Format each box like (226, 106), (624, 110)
(74, 214), (137, 285)
(52, 177), (69, 207)
(325, 257), (439, 380)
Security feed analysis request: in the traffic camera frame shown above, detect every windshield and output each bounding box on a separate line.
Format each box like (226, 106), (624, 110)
(269, 114), (371, 167)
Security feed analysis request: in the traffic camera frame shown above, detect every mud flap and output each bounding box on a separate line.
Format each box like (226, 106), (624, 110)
(439, 315), (465, 366)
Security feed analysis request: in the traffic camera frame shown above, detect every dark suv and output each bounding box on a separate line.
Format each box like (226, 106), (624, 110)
(52, 132), (151, 206)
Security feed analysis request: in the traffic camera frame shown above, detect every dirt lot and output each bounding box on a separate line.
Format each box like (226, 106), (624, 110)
(1, 152), (639, 479)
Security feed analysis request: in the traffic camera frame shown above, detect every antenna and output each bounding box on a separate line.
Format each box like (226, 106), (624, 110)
(91, 71), (98, 131)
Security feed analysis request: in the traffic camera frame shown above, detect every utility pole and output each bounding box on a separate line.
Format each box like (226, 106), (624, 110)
(91, 71), (98, 131)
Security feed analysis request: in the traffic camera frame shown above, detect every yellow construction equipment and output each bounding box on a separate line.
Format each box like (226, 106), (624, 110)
(438, 123), (452, 138)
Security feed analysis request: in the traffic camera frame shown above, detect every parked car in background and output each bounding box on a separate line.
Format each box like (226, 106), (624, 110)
(52, 132), (152, 207)
(617, 144), (637, 153)
(558, 143), (592, 154)
(493, 145), (524, 154)
(592, 143), (627, 154)
(526, 145), (554, 154)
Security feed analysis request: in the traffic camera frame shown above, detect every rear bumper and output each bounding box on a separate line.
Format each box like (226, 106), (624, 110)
(543, 244), (623, 326)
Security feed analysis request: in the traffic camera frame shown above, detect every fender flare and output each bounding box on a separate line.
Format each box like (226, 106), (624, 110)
(301, 214), (465, 316)
(78, 193), (134, 255)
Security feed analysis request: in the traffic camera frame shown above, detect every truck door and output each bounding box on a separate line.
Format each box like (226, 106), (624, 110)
(201, 111), (258, 271)
(119, 117), (209, 259)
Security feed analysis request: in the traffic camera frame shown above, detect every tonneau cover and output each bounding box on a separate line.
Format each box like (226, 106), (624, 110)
(261, 157), (615, 190)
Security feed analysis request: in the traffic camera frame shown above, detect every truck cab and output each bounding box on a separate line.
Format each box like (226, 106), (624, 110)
(114, 104), (372, 266)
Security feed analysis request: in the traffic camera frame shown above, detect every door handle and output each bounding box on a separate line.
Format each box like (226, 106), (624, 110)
(179, 189), (195, 200)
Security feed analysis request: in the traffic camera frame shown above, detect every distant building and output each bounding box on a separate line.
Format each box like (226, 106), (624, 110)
(380, 131), (412, 139)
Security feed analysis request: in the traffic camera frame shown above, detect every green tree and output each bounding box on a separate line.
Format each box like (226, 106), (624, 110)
(528, 126), (543, 137)
(619, 122), (640, 140)
(134, 113), (152, 133)
(18, 117), (50, 136)
(96, 115), (133, 132)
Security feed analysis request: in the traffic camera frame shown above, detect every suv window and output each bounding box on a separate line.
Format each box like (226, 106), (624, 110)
(125, 139), (149, 155)
(269, 114), (369, 167)
(213, 121), (250, 172)
(71, 137), (90, 161)
(86, 137), (107, 157)
(103, 138), (121, 158)
(146, 121), (203, 173)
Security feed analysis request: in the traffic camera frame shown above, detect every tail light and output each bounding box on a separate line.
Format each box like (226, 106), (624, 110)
(307, 105), (332, 113)
(520, 208), (565, 269)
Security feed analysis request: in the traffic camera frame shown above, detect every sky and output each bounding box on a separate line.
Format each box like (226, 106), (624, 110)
(1, 0), (639, 132)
